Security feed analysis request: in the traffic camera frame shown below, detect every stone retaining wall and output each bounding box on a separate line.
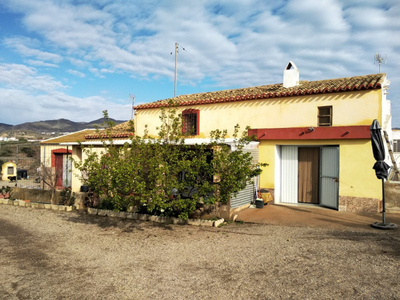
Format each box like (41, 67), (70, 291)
(10, 187), (87, 208)
(0, 199), (75, 211)
(12, 187), (56, 203)
(0, 199), (224, 227)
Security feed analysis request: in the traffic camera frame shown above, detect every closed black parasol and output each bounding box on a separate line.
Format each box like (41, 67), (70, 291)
(370, 119), (397, 229)
(371, 120), (390, 180)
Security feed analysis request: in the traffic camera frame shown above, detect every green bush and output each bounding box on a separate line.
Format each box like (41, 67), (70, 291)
(0, 186), (13, 199)
(0, 148), (13, 156)
(21, 146), (37, 158)
(59, 188), (76, 206)
(74, 108), (267, 219)
(98, 198), (115, 210)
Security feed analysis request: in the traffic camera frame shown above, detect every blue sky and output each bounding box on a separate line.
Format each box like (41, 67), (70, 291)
(0, 0), (399, 126)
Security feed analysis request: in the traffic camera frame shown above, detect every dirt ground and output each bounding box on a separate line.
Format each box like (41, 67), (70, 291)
(0, 204), (399, 300)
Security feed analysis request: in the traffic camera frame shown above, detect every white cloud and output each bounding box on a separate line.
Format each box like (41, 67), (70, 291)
(0, 88), (131, 124)
(27, 60), (59, 68)
(67, 69), (86, 78)
(68, 57), (90, 68)
(4, 37), (63, 63)
(0, 63), (66, 93)
(284, 0), (349, 31)
(88, 67), (105, 78)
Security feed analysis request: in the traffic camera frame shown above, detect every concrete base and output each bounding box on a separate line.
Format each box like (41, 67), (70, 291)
(371, 222), (398, 230)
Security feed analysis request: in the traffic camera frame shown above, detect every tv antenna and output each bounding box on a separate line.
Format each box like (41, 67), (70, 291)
(129, 94), (135, 119)
(374, 52), (387, 73)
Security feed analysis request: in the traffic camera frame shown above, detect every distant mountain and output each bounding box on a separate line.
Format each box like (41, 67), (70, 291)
(0, 118), (127, 134)
(0, 123), (13, 131)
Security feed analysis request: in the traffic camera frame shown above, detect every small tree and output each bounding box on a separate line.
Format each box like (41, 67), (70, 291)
(210, 125), (263, 203)
(39, 162), (64, 204)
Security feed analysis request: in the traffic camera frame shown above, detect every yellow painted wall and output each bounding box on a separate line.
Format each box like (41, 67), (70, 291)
(135, 90), (381, 138)
(258, 139), (381, 200)
(41, 143), (120, 192)
(71, 146), (83, 192)
(40, 145), (68, 167)
(70, 146), (108, 192)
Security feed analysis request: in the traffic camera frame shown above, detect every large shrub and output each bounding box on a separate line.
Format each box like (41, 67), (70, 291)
(74, 108), (266, 219)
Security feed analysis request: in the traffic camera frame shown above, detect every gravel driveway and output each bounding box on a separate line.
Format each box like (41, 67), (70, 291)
(0, 204), (399, 300)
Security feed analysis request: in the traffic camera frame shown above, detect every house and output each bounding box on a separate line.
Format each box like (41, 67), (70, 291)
(40, 122), (134, 191)
(1, 161), (17, 181)
(392, 129), (400, 166)
(133, 62), (392, 213)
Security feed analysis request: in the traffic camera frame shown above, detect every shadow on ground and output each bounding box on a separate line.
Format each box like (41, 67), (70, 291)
(60, 210), (176, 232)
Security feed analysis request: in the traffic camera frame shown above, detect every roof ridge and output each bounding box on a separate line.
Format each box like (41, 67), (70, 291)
(134, 73), (386, 110)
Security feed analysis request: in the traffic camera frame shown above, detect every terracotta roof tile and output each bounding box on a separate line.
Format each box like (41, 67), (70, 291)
(84, 121), (134, 140)
(112, 120), (135, 133)
(40, 129), (97, 144)
(134, 73), (385, 110)
(40, 121), (135, 144)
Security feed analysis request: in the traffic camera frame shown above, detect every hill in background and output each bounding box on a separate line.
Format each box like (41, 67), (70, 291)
(0, 118), (127, 139)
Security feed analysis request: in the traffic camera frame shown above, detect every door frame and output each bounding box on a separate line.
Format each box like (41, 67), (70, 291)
(319, 146), (340, 209)
(277, 145), (339, 209)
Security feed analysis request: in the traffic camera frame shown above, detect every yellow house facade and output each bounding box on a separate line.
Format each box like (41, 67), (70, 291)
(134, 62), (392, 212)
(40, 122), (135, 192)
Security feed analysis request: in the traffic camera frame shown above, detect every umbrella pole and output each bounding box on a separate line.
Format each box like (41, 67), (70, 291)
(382, 178), (386, 225)
(371, 178), (398, 230)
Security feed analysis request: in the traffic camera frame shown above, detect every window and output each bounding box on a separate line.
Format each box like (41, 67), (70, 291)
(318, 106), (332, 126)
(182, 109), (199, 136)
(7, 166), (14, 175)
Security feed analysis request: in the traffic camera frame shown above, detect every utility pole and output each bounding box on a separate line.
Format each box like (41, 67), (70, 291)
(16, 145), (18, 186)
(174, 42), (178, 98)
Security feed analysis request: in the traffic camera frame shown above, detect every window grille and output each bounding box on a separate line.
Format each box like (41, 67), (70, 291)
(182, 109), (199, 136)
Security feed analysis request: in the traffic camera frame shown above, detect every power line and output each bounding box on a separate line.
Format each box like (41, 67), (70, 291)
(177, 50), (202, 93)
(179, 45), (234, 87)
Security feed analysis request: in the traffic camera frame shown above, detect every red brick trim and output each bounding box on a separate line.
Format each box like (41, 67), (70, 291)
(248, 125), (370, 140)
(51, 148), (72, 167)
(84, 133), (134, 139)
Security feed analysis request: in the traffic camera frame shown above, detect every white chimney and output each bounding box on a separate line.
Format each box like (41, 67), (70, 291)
(283, 61), (299, 88)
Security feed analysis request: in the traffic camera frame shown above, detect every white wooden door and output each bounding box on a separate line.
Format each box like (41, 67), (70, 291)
(280, 146), (298, 204)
